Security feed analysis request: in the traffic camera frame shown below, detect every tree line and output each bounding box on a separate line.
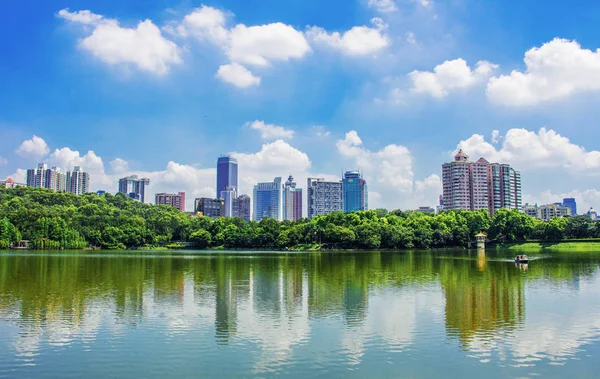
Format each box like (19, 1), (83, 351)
(1, 187), (599, 250)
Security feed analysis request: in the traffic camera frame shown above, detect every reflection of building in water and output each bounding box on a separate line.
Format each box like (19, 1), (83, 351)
(214, 259), (239, 343)
(343, 281), (368, 326)
(441, 262), (526, 347)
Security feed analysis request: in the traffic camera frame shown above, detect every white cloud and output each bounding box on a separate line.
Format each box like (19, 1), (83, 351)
(0, 157), (7, 166)
(487, 38), (600, 106)
(491, 130), (501, 144)
(58, 9), (182, 75)
(174, 5), (229, 44)
(409, 59), (498, 98)
(232, 140), (310, 172)
(313, 125), (331, 138)
(15, 135), (50, 159)
(216, 63), (261, 88)
(58, 9), (104, 25)
(368, 0), (398, 13)
(109, 158), (129, 173)
(306, 18), (389, 56)
(416, 0), (433, 8)
(455, 127), (600, 171)
(336, 131), (438, 209)
(228, 23), (311, 66)
(248, 120), (295, 140)
(406, 31), (417, 45)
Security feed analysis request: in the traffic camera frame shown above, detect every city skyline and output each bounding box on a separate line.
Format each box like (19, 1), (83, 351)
(4, 1), (600, 213)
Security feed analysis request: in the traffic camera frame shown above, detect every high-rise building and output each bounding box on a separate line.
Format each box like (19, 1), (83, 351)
(442, 150), (522, 215)
(253, 177), (283, 221)
(155, 192), (186, 212)
(195, 197), (225, 218)
(282, 175), (302, 221)
(563, 198), (577, 216)
(221, 186), (237, 217)
(217, 156), (238, 195)
(26, 163), (66, 192)
(342, 171), (368, 213)
(66, 166), (90, 195)
(118, 175), (150, 202)
(307, 178), (343, 219)
(0, 178), (26, 189)
(233, 194), (251, 222)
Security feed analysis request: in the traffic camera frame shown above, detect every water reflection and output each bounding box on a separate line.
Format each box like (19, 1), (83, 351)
(0, 251), (600, 377)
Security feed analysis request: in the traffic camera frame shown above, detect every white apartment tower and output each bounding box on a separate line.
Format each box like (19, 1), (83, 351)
(66, 166), (90, 195)
(307, 178), (343, 218)
(26, 163), (66, 192)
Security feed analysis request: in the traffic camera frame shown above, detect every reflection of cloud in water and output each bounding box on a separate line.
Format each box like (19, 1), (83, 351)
(340, 287), (445, 365)
(464, 280), (600, 366)
(236, 272), (311, 374)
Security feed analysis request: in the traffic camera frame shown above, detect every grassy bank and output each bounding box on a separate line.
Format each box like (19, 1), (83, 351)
(493, 240), (600, 251)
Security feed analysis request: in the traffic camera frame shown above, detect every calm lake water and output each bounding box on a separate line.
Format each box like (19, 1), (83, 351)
(1, 249), (600, 378)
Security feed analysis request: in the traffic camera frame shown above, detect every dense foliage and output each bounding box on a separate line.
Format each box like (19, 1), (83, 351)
(1, 187), (600, 250)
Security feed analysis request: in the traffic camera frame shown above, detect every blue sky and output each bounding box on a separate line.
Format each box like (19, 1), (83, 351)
(3, 0), (600, 212)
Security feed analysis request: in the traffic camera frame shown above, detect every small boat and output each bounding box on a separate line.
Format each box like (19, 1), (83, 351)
(514, 255), (529, 263)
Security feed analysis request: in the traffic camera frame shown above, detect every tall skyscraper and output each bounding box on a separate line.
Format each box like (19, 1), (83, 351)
(442, 150), (521, 215)
(307, 178), (343, 219)
(66, 166), (90, 195)
(155, 192), (186, 212)
(26, 163), (66, 192)
(233, 194), (251, 222)
(217, 156), (238, 194)
(342, 171), (368, 213)
(118, 175), (150, 202)
(195, 197), (225, 218)
(221, 186), (237, 217)
(563, 198), (577, 216)
(253, 177), (283, 221)
(283, 175), (302, 221)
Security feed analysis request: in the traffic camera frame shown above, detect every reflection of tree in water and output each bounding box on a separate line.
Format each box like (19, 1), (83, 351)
(440, 258), (526, 348)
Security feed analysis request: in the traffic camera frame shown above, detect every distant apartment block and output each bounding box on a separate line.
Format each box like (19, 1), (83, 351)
(118, 175), (150, 202)
(155, 192), (186, 212)
(283, 175), (302, 221)
(307, 178), (343, 219)
(195, 197), (225, 218)
(26, 163), (66, 192)
(524, 203), (572, 221)
(233, 194), (251, 222)
(253, 177), (283, 221)
(342, 171), (368, 213)
(416, 206), (435, 214)
(442, 150), (521, 215)
(0, 178), (26, 188)
(66, 166), (90, 195)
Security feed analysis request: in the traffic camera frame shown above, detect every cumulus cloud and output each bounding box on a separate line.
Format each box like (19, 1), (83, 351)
(454, 127), (600, 171)
(15, 135), (50, 159)
(216, 63), (261, 88)
(228, 23), (311, 66)
(58, 8), (182, 75)
(306, 18), (389, 56)
(173, 5), (229, 44)
(409, 58), (498, 98)
(109, 158), (129, 173)
(368, 0), (398, 13)
(487, 38), (600, 106)
(247, 121), (295, 140)
(336, 131), (439, 209)
(57, 9), (104, 25)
